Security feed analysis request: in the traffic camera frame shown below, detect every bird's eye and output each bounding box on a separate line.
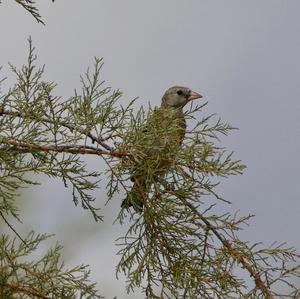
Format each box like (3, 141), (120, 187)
(177, 90), (183, 96)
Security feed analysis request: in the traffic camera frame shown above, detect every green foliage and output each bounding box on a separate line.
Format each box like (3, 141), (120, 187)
(1, 41), (300, 298)
(0, 39), (113, 222)
(0, 232), (102, 299)
(112, 106), (246, 297)
(110, 102), (300, 297)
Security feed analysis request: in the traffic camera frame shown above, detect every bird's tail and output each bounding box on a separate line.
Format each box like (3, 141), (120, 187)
(121, 177), (146, 212)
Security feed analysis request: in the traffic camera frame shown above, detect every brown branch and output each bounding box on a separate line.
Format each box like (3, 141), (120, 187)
(0, 138), (128, 159)
(2, 282), (52, 299)
(179, 197), (274, 299)
(223, 241), (274, 299)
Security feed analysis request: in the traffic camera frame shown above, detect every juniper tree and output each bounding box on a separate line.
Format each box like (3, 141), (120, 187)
(0, 39), (300, 299)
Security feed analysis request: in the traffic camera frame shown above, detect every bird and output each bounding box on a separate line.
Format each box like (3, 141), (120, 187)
(121, 86), (202, 211)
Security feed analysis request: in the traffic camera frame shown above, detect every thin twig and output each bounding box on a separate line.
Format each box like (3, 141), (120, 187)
(14, 0), (45, 25)
(0, 211), (27, 246)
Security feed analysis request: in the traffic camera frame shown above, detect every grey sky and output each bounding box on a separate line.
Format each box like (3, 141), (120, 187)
(0, 1), (300, 298)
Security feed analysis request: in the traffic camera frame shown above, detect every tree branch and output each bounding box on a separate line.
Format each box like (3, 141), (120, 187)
(0, 138), (127, 159)
(2, 282), (52, 299)
(179, 197), (274, 299)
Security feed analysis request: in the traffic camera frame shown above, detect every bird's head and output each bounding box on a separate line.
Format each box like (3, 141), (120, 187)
(161, 86), (202, 109)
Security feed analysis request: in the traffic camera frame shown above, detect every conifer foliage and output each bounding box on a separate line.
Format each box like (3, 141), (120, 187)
(1, 2), (300, 298)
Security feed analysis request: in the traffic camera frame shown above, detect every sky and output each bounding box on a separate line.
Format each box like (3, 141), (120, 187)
(0, 1), (300, 298)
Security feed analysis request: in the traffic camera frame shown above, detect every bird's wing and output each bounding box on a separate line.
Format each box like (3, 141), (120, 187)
(132, 107), (186, 161)
(120, 107), (186, 176)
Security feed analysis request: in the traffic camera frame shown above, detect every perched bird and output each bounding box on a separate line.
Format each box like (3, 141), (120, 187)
(121, 86), (202, 211)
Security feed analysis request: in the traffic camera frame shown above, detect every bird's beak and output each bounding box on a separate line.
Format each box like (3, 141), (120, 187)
(188, 91), (203, 101)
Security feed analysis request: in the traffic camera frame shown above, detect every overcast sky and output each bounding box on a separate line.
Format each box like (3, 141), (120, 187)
(0, 1), (300, 298)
